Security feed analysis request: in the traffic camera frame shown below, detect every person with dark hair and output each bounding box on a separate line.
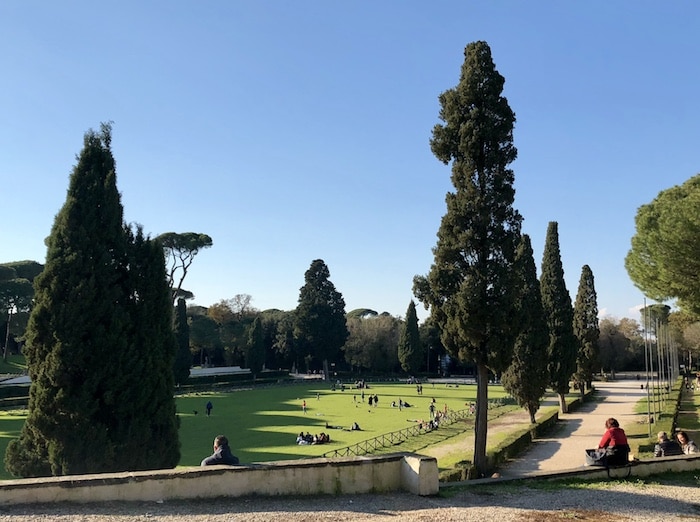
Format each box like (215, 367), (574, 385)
(654, 431), (683, 457)
(596, 417), (630, 465)
(201, 435), (240, 466)
(676, 430), (700, 454)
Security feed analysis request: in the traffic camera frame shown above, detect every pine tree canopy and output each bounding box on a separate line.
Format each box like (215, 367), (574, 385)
(625, 174), (700, 316)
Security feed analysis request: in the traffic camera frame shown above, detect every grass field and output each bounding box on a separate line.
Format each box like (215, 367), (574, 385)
(176, 381), (503, 466)
(0, 380), (507, 479)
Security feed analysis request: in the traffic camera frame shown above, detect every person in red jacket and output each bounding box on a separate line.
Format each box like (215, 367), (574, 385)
(597, 417), (630, 465)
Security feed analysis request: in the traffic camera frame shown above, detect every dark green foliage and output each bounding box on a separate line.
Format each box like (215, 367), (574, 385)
(344, 314), (401, 373)
(346, 308), (379, 319)
(0, 276), (34, 360)
(419, 317), (445, 374)
(413, 41), (521, 476)
(501, 235), (549, 423)
(0, 261), (44, 282)
(246, 317), (265, 379)
(626, 174), (700, 316)
(188, 313), (222, 366)
(540, 222), (577, 412)
(4, 124), (180, 477)
(173, 298), (192, 385)
(112, 227), (180, 471)
(295, 259), (348, 380)
(1, 262), (43, 359)
(641, 303), (671, 334)
(398, 301), (422, 373)
(573, 265), (600, 390)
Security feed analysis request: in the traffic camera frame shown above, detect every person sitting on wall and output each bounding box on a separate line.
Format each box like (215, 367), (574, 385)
(676, 430), (700, 455)
(596, 417), (630, 466)
(654, 431), (684, 457)
(201, 435), (240, 466)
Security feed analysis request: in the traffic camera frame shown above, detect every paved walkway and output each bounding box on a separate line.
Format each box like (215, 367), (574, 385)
(499, 379), (650, 477)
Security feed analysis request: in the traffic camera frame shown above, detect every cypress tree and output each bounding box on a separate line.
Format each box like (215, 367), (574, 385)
(413, 41), (522, 476)
(113, 228), (180, 470)
(501, 234), (549, 423)
(295, 259), (348, 380)
(540, 222), (577, 414)
(573, 265), (600, 393)
(397, 300), (422, 374)
(173, 298), (192, 385)
(5, 124), (180, 477)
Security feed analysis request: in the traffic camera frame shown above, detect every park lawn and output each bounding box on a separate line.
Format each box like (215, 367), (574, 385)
(0, 381), (509, 479)
(0, 409), (27, 477)
(176, 381), (498, 467)
(0, 355), (27, 376)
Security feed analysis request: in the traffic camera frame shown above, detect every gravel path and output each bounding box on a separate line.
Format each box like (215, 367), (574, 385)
(500, 379), (649, 477)
(1, 482), (699, 521)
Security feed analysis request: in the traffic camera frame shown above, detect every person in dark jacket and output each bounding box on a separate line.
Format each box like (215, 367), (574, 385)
(653, 431), (683, 457)
(201, 435), (240, 466)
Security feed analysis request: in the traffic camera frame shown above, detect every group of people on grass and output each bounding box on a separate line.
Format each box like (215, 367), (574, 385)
(296, 431), (331, 445)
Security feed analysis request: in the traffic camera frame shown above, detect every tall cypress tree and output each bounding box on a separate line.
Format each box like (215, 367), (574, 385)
(173, 297), (192, 385)
(113, 227), (180, 470)
(501, 234), (549, 423)
(573, 265), (600, 393)
(397, 300), (422, 374)
(295, 259), (348, 381)
(540, 222), (577, 414)
(413, 41), (522, 476)
(5, 124), (180, 477)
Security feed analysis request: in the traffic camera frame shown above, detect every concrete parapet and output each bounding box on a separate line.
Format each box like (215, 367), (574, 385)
(0, 452), (438, 506)
(455, 453), (700, 487)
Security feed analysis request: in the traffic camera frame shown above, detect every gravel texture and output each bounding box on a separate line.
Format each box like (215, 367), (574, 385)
(1, 481), (699, 522)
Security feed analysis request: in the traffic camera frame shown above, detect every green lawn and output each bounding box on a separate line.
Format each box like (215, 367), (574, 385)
(0, 355), (27, 376)
(0, 381), (500, 479)
(176, 382), (497, 466)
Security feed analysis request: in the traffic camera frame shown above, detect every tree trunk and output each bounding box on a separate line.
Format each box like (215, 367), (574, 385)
(322, 359), (330, 381)
(473, 362), (490, 477)
(527, 406), (536, 424)
(558, 392), (569, 413)
(3, 309), (12, 362)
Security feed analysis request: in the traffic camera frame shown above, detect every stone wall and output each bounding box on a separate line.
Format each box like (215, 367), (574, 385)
(0, 453), (438, 506)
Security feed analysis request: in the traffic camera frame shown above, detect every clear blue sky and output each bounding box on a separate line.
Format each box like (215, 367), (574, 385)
(2, 1), (698, 322)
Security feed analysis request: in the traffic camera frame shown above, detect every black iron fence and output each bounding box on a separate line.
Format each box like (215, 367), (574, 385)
(322, 407), (473, 458)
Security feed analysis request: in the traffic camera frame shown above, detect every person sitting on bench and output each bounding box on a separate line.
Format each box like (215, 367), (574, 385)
(597, 417), (630, 465)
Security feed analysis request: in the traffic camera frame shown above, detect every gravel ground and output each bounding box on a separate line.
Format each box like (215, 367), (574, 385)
(1, 481), (699, 522)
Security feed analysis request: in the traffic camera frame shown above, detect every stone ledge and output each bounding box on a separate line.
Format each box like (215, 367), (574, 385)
(445, 453), (700, 487)
(0, 453), (438, 506)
